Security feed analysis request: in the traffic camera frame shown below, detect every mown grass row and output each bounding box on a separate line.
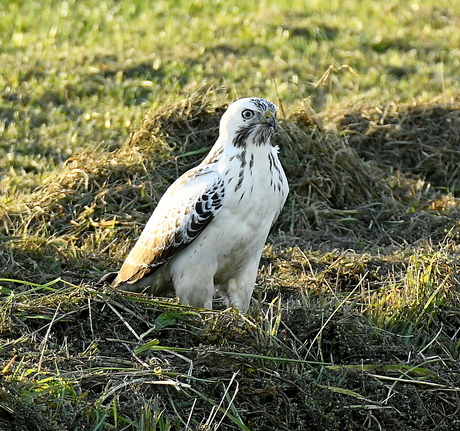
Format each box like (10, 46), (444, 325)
(1, 94), (460, 429)
(1, 270), (458, 430)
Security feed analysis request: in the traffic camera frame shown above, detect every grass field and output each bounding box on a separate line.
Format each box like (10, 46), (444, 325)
(1, 0), (460, 430)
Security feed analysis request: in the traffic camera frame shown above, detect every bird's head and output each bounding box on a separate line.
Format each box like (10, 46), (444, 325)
(218, 97), (278, 148)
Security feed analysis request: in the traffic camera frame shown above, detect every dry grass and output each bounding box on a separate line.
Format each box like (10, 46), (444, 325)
(1, 94), (460, 430)
(335, 97), (460, 189)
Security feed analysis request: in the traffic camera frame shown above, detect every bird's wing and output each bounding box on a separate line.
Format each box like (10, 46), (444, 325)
(113, 165), (225, 286)
(267, 148), (289, 237)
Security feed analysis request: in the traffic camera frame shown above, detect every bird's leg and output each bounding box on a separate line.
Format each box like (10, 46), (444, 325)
(224, 261), (259, 313)
(173, 271), (215, 310)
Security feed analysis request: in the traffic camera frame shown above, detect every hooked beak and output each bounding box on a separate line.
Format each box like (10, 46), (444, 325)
(263, 110), (277, 130)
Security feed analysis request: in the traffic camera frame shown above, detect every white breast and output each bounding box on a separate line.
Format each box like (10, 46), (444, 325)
(167, 144), (288, 309)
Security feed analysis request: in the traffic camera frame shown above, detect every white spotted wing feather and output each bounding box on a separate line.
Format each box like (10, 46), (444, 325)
(112, 163), (224, 287)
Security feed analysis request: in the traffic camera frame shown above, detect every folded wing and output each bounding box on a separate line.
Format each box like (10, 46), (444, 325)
(113, 166), (225, 287)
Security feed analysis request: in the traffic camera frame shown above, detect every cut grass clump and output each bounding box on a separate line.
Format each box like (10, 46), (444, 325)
(368, 246), (460, 350)
(279, 112), (401, 232)
(0, 280), (458, 430)
(258, 244), (460, 353)
(2, 93), (440, 266)
(335, 98), (460, 191)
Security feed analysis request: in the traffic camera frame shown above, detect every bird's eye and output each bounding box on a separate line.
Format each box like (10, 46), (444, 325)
(241, 109), (254, 120)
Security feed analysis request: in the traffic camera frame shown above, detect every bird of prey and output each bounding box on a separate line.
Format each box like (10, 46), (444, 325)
(101, 97), (289, 313)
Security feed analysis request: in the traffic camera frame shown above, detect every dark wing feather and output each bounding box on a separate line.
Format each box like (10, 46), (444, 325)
(112, 167), (225, 287)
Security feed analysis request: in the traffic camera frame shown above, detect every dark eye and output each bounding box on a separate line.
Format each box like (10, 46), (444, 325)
(241, 109), (254, 120)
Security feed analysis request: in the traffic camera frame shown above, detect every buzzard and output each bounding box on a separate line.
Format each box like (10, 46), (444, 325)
(100, 98), (289, 313)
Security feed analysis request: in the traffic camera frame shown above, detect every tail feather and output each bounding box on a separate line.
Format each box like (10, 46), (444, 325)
(96, 271), (118, 287)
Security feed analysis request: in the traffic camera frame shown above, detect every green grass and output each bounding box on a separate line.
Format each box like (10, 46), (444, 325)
(1, 0), (459, 194)
(1, 0), (460, 430)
